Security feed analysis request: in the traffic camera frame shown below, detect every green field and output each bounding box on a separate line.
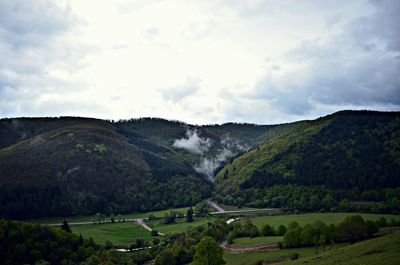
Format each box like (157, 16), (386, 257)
(147, 216), (215, 234)
(223, 244), (346, 265)
(249, 213), (400, 229)
(231, 236), (283, 248)
(72, 222), (153, 247)
(31, 206), (191, 224)
(279, 231), (400, 265)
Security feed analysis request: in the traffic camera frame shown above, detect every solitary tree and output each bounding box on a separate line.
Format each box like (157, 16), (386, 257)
(186, 207), (194, 223)
(60, 220), (71, 233)
(191, 236), (225, 265)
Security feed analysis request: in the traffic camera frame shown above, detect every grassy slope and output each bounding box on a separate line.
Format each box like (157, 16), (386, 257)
(223, 245), (346, 265)
(279, 231), (400, 265)
(231, 236), (283, 248)
(72, 222), (153, 247)
(249, 213), (400, 229)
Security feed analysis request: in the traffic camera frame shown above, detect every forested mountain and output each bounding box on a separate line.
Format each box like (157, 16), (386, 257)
(214, 111), (400, 212)
(0, 117), (295, 219)
(1, 111), (399, 219)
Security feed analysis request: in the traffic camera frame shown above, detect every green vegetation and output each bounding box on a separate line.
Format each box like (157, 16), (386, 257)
(249, 213), (400, 229)
(223, 246), (327, 265)
(0, 219), (100, 265)
(191, 236), (225, 265)
(231, 236), (283, 248)
(280, 231), (400, 265)
(0, 116), (292, 219)
(32, 206), (191, 224)
(72, 222), (153, 247)
(215, 111), (400, 214)
(148, 216), (215, 234)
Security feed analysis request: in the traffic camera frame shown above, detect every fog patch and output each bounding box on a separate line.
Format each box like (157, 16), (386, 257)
(173, 129), (212, 155)
(194, 134), (250, 181)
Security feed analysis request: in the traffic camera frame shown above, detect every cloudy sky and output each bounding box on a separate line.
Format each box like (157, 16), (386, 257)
(0, 0), (399, 124)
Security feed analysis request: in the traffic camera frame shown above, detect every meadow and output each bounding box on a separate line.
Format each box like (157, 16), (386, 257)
(31, 206), (190, 224)
(279, 230), (400, 265)
(147, 216), (214, 234)
(223, 244), (346, 265)
(248, 212), (400, 229)
(231, 236), (283, 248)
(72, 221), (154, 247)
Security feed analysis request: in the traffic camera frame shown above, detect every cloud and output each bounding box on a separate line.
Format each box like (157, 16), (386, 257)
(161, 77), (202, 103)
(248, 0), (400, 116)
(173, 129), (212, 155)
(193, 134), (250, 181)
(0, 0), (399, 124)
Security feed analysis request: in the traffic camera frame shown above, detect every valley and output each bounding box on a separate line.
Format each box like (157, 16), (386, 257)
(1, 110), (400, 265)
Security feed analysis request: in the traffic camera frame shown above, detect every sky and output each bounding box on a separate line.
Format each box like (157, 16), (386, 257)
(0, 0), (399, 125)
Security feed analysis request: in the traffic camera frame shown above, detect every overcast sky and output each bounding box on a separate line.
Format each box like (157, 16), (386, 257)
(0, 0), (399, 124)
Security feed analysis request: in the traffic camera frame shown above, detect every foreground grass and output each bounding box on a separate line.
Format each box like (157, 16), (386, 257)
(31, 206), (191, 224)
(250, 213), (400, 229)
(279, 231), (400, 265)
(72, 222), (153, 247)
(231, 236), (283, 248)
(223, 244), (345, 265)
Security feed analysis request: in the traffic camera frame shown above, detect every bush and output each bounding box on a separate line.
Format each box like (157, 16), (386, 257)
(289, 252), (299, 260)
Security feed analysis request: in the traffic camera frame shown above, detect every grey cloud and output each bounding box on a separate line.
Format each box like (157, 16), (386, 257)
(0, 0), (75, 48)
(250, 0), (400, 115)
(0, 0), (86, 118)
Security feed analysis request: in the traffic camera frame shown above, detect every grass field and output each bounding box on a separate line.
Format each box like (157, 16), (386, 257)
(231, 236), (283, 248)
(72, 222), (154, 247)
(223, 244), (346, 265)
(147, 216), (215, 234)
(279, 231), (400, 265)
(31, 206), (191, 224)
(249, 213), (400, 229)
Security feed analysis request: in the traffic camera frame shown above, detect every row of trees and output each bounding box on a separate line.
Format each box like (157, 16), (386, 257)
(282, 215), (379, 249)
(215, 185), (400, 214)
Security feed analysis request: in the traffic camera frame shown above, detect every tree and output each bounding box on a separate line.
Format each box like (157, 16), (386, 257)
(155, 249), (175, 265)
(261, 224), (276, 236)
(277, 225), (287, 236)
(60, 220), (71, 233)
(186, 207), (194, 223)
(191, 236), (225, 265)
(110, 213), (115, 223)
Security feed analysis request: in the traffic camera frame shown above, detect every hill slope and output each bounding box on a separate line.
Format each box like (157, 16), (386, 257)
(215, 111), (400, 200)
(281, 230), (400, 265)
(0, 117), (297, 219)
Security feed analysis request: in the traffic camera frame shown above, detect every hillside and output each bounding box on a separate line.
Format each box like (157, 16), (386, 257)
(214, 111), (400, 210)
(280, 230), (400, 265)
(0, 117), (296, 219)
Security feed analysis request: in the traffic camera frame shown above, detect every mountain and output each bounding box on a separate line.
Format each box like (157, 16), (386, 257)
(214, 111), (400, 210)
(0, 117), (297, 219)
(2, 110), (399, 219)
